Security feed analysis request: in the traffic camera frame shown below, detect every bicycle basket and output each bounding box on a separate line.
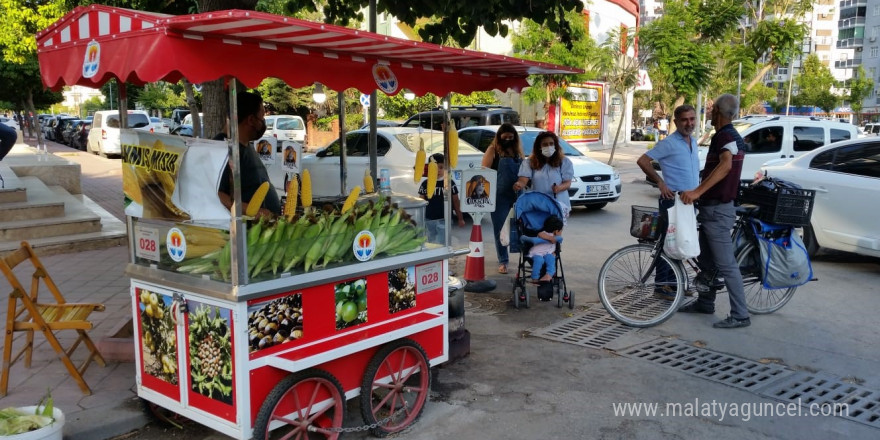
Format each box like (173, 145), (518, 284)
(737, 182), (815, 227)
(630, 205), (662, 240)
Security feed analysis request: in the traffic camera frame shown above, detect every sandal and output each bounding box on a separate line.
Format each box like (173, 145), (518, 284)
(498, 264), (508, 274)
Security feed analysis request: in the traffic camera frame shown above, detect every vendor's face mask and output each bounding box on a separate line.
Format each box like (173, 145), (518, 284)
(254, 116), (267, 139)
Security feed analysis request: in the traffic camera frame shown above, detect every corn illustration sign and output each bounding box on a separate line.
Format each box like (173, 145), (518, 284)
(122, 133), (189, 221)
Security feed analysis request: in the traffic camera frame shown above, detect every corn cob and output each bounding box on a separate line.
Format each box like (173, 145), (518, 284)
(341, 186), (361, 214)
(284, 176), (298, 222)
(425, 159), (438, 196)
(413, 138), (426, 182)
(363, 169), (374, 193)
(301, 169), (312, 209)
(246, 182), (271, 217)
(448, 124), (459, 169)
(253, 219), (286, 277)
(180, 226), (228, 247)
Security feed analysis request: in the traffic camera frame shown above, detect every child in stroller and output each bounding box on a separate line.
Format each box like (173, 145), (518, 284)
(512, 192), (573, 308)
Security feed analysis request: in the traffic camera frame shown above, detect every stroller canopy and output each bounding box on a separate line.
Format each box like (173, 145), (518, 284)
(514, 192), (563, 232)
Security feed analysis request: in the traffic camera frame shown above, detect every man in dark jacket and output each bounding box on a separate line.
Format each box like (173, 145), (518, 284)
(680, 94), (749, 329)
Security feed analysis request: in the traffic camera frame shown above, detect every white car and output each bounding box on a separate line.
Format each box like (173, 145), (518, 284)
(0, 116), (20, 131)
(759, 138), (880, 258)
(87, 110), (152, 157)
(148, 117), (170, 134)
(458, 125), (621, 209)
(294, 127), (484, 197)
(265, 115), (307, 150)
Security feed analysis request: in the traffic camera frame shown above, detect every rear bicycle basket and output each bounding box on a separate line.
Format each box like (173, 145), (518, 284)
(737, 183), (815, 227)
(630, 205), (662, 240)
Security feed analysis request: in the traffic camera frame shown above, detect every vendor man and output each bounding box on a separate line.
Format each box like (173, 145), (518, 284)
(218, 91), (281, 218)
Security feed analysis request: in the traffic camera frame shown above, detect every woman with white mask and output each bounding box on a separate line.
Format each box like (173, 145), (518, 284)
(513, 131), (574, 222)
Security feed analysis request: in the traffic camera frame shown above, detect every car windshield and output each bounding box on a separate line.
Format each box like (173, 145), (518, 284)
(107, 113), (151, 129)
(698, 120), (757, 146)
(394, 132), (480, 155)
(276, 118), (304, 130)
(519, 132), (584, 156)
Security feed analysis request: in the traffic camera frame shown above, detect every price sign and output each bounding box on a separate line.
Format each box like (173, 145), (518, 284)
(134, 224), (160, 261)
(415, 261), (442, 294)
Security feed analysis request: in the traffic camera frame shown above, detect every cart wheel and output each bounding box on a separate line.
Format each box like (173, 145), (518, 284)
(512, 277), (525, 309)
(360, 339), (431, 437)
(253, 369), (345, 440)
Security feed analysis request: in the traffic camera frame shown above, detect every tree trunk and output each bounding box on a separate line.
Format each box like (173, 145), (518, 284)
(25, 90), (44, 147)
(607, 92), (628, 166)
(182, 79), (202, 137)
(745, 63), (775, 91)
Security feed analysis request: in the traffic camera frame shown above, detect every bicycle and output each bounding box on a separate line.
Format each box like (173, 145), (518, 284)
(597, 203), (799, 327)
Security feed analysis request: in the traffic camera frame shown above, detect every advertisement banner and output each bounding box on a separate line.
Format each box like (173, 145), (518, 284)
(122, 131), (230, 222)
(558, 83), (603, 144)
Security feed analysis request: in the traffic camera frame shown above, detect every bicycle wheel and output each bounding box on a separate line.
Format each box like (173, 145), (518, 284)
(597, 244), (685, 327)
(737, 243), (797, 314)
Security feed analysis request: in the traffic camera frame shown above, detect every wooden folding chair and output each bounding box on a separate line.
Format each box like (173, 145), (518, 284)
(1, 241), (106, 396)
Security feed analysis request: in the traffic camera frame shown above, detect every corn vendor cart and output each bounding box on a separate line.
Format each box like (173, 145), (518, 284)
(36, 5), (579, 439)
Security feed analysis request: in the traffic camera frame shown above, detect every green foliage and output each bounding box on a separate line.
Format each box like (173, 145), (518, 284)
(258, 78), (313, 116)
(0, 54), (63, 109)
(512, 8), (605, 106)
(747, 18), (807, 67)
(81, 95), (105, 115)
(282, 0), (584, 48)
(848, 66), (873, 123)
(138, 82), (186, 114)
(814, 91), (839, 115)
(792, 54), (837, 110)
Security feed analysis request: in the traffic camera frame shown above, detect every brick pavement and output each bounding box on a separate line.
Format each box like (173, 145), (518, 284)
(2, 134), (142, 440)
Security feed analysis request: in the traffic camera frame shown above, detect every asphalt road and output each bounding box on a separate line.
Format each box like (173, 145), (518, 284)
(112, 143), (880, 440)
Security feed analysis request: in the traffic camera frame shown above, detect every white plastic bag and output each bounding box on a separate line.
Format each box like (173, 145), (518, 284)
(665, 195), (700, 260)
(499, 208), (512, 246)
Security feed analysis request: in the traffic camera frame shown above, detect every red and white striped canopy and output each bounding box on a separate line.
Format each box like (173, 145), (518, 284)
(36, 5), (581, 96)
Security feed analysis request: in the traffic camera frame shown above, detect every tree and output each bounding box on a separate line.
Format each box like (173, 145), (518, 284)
(511, 8), (606, 115)
(742, 0), (813, 92)
(284, 0), (584, 48)
(600, 27), (642, 165)
(847, 66), (873, 125)
(792, 54), (836, 113)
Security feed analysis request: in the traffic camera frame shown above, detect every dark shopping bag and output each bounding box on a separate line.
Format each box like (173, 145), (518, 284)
(508, 217), (521, 254)
(751, 220), (812, 289)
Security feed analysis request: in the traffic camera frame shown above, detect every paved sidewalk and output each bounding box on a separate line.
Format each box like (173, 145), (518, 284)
(1, 135), (144, 440)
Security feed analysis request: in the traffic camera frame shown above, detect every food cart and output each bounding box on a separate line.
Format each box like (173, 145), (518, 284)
(36, 5), (580, 439)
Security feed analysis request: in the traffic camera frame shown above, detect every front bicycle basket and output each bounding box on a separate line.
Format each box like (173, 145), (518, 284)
(630, 205), (662, 240)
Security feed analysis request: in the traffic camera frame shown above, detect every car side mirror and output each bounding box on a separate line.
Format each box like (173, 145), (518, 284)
(316, 149), (329, 157)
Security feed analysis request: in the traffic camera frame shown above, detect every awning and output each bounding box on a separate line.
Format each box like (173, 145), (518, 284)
(36, 5), (581, 96)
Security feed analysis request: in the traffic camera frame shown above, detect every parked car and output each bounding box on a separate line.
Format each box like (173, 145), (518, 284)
(401, 105), (520, 131)
(291, 127), (483, 198)
(41, 117), (57, 140)
(87, 110), (151, 157)
(181, 113), (205, 137)
(265, 114), (307, 151)
(170, 124), (195, 137)
(61, 120), (86, 145)
(458, 125), (621, 209)
(759, 138), (880, 258)
(359, 119), (401, 130)
(864, 123), (880, 136)
(149, 117), (170, 134)
(53, 117), (80, 144)
(630, 128), (644, 141)
(70, 122), (91, 151)
(698, 116), (858, 181)
(1, 116), (20, 131)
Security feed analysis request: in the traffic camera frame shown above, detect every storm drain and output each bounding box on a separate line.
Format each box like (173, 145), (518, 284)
(531, 308), (632, 348)
(759, 372), (880, 428)
(620, 339), (793, 392)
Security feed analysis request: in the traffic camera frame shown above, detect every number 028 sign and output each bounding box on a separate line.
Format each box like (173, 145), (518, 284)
(415, 261), (442, 294)
(134, 224), (160, 262)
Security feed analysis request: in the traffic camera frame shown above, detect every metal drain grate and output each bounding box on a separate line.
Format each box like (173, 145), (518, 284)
(759, 372), (880, 428)
(531, 308), (632, 348)
(621, 339), (793, 392)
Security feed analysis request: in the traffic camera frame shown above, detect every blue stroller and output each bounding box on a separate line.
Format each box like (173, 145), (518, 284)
(511, 192), (573, 309)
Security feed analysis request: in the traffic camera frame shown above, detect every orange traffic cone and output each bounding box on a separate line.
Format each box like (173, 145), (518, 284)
(464, 220), (496, 292)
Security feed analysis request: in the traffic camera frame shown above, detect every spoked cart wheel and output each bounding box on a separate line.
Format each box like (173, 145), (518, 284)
(360, 339), (431, 437)
(253, 369), (345, 440)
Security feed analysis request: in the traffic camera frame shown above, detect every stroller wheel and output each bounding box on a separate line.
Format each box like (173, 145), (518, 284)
(513, 284), (527, 309)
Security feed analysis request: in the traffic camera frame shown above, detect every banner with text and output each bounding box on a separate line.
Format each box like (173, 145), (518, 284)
(558, 83), (604, 144)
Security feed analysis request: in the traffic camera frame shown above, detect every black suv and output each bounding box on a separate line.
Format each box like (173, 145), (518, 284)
(401, 105), (520, 131)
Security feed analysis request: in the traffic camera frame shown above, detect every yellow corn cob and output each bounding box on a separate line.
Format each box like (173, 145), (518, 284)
(342, 185), (361, 214)
(413, 139), (426, 182)
(448, 124), (459, 169)
(301, 169), (312, 208)
(426, 159), (438, 196)
(284, 176), (299, 222)
(246, 182), (270, 217)
(363, 169), (374, 193)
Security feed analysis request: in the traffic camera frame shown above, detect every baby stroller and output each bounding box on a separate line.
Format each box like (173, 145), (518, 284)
(511, 192), (573, 309)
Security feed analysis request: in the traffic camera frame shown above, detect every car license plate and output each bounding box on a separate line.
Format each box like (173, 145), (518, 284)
(586, 184), (609, 193)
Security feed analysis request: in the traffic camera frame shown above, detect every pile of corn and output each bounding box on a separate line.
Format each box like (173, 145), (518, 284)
(177, 190), (426, 281)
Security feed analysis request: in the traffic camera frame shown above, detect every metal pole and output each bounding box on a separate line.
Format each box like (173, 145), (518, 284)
(368, 0), (378, 185)
(785, 57), (795, 116)
(227, 81), (247, 286)
(338, 92), (348, 197)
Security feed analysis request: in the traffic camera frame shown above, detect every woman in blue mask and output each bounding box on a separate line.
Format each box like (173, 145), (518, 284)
(513, 131), (574, 222)
(481, 123), (524, 274)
